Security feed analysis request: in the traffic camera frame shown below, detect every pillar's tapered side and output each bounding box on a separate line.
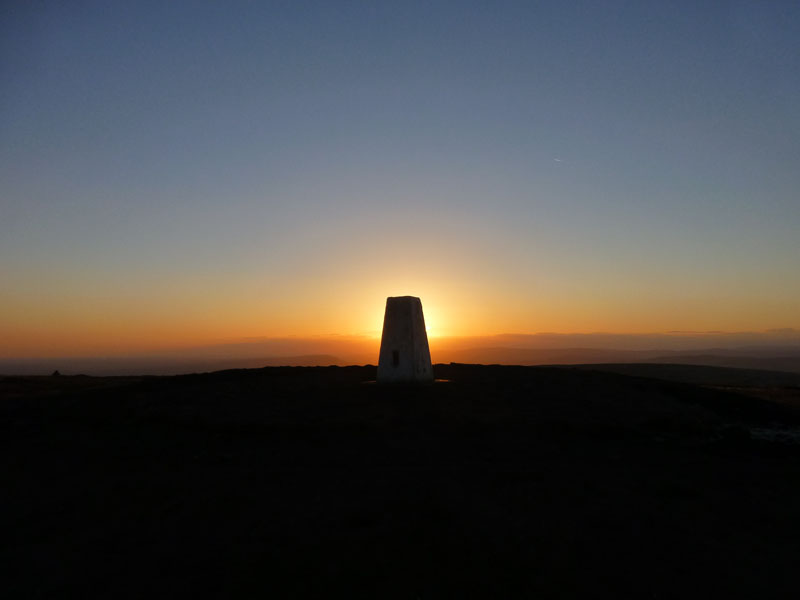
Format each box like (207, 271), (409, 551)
(377, 296), (433, 383)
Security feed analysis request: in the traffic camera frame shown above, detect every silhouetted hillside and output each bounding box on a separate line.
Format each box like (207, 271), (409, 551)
(3, 365), (800, 597)
(566, 363), (800, 387)
(646, 353), (800, 373)
(444, 347), (800, 374)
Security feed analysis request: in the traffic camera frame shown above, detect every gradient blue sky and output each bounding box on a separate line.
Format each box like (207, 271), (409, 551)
(2, 1), (799, 356)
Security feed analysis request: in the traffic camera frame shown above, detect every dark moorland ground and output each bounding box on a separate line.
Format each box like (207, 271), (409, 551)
(3, 364), (800, 598)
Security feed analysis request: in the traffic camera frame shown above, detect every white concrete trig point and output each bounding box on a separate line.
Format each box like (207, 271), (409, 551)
(377, 296), (433, 384)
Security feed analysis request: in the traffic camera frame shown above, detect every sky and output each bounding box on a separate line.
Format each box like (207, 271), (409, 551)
(2, 1), (799, 358)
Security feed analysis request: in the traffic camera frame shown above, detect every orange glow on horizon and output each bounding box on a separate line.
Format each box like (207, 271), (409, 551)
(2, 267), (799, 358)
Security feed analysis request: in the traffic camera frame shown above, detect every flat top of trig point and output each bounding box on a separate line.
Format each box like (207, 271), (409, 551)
(386, 296), (421, 301)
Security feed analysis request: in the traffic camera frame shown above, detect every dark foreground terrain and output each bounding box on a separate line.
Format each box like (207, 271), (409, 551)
(3, 364), (800, 598)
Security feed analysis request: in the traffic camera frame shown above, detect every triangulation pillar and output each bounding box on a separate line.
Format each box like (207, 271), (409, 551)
(377, 296), (433, 383)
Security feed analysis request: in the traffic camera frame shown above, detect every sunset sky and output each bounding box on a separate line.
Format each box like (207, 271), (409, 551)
(2, 1), (799, 358)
